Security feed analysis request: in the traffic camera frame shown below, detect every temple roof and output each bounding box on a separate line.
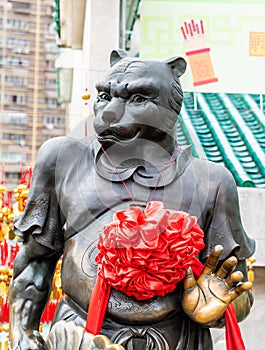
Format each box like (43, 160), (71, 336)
(178, 92), (265, 188)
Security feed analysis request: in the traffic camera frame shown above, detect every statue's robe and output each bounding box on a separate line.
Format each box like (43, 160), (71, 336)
(14, 136), (255, 350)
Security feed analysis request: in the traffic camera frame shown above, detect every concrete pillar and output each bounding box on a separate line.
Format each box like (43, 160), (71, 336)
(67, 0), (120, 137)
(238, 187), (265, 266)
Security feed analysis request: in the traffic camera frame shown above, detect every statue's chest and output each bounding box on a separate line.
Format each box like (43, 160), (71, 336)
(60, 202), (182, 324)
(59, 164), (201, 237)
(59, 164), (203, 321)
(60, 168), (172, 237)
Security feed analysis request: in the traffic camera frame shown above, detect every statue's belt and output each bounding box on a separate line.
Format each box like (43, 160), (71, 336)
(61, 294), (181, 350)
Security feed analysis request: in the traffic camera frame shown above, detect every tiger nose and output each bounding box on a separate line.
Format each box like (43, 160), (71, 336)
(102, 98), (125, 124)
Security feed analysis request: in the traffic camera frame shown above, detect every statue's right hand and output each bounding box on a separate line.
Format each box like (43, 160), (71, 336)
(12, 330), (48, 350)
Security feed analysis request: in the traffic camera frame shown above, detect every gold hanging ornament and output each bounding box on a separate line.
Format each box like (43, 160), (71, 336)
(247, 256), (256, 282)
(82, 74), (91, 134)
(82, 89), (91, 121)
(0, 165), (65, 345)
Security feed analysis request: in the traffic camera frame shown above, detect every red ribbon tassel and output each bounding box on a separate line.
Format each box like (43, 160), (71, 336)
(225, 304), (246, 350)
(85, 275), (111, 335)
(193, 259), (246, 350)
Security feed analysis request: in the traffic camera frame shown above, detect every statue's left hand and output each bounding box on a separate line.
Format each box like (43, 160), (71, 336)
(182, 245), (252, 326)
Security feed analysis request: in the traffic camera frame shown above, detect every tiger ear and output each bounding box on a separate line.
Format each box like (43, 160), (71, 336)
(165, 56), (187, 78)
(110, 49), (128, 67)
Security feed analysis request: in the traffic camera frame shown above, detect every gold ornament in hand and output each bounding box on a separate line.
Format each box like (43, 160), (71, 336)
(182, 245), (252, 326)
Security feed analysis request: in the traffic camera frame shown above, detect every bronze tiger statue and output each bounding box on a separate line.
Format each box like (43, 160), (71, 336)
(9, 49), (255, 350)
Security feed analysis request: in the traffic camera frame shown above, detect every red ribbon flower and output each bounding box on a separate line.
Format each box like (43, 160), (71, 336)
(96, 201), (205, 300)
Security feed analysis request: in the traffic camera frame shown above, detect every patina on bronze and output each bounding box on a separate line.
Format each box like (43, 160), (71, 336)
(8, 49), (255, 350)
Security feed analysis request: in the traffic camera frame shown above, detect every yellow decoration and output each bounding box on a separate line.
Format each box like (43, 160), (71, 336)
(0, 324), (9, 332)
(1, 207), (11, 216)
(247, 256), (256, 265)
(0, 341), (9, 350)
(54, 275), (61, 289)
(0, 184), (6, 193)
(0, 281), (8, 294)
(7, 213), (15, 222)
(13, 183), (29, 213)
(248, 268), (255, 282)
(0, 166), (59, 348)
(0, 222), (9, 238)
(246, 256), (256, 283)
(82, 93), (91, 100)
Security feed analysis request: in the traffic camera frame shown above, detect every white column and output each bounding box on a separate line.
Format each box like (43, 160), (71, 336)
(68, 0), (120, 137)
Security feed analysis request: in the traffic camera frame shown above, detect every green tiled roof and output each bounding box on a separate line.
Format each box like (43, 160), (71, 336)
(178, 92), (265, 188)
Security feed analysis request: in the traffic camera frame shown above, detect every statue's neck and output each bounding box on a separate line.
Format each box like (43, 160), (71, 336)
(94, 136), (193, 187)
(100, 134), (178, 169)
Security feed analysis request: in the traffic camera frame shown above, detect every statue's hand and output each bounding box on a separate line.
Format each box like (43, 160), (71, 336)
(46, 320), (125, 350)
(182, 245), (252, 326)
(12, 330), (48, 350)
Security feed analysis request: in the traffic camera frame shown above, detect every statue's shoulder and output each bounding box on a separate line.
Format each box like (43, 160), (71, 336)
(191, 157), (237, 188)
(35, 135), (96, 173)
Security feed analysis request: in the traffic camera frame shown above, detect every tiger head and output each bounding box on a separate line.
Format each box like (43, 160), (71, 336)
(93, 49), (186, 148)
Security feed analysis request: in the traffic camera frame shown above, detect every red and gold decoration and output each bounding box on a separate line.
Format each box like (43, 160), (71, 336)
(247, 256), (256, 282)
(0, 165), (63, 348)
(82, 73), (91, 137)
(181, 19), (218, 87)
(13, 165), (32, 214)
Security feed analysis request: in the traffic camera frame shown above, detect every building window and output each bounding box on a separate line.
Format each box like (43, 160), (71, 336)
(45, 79), (56, 89)
(6, 56), (29, 66)
(5, 172), (20, 181)
(7, 19), (30, 30)
(45, 60), (55, 69)
(44, 42), (58, 53)
(5, 94), (26, 105)
(44, 22), (56, 37)
(43, 116), (64, 129)
(1, 152), (26, 162)
(0, 112), (27, 124)
(2, 133), (26, 142)
(11, 1), (30, 14)
(5, 75), (27, 85)
(6, 38), (30, 54)
(44, 97), (58, 106)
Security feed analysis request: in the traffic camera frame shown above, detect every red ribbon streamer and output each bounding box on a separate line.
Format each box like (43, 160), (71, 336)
(225, 304), (246, 350)
(86, 275), (111, 335)
(193, 259), (246, 350)
(86, 259), (246, 350)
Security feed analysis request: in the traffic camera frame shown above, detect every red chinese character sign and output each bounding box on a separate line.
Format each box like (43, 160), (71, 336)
(181, 20), (218, 87)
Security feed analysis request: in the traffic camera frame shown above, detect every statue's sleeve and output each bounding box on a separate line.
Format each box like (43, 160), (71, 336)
(14, 137), (65, 253)
(200, 168), (255, 262)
